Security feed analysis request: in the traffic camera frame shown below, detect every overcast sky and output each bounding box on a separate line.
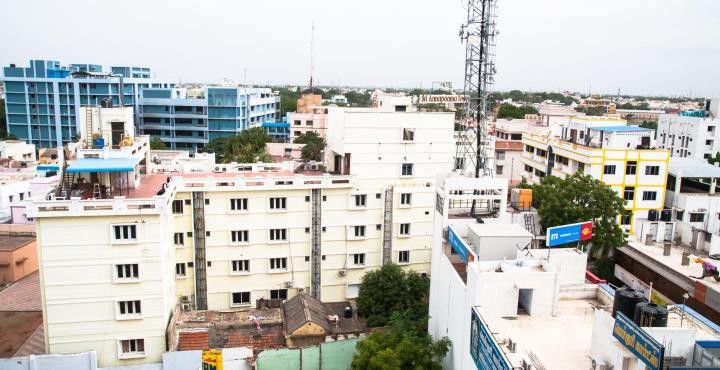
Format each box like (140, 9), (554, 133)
(1, 0), (719, 97)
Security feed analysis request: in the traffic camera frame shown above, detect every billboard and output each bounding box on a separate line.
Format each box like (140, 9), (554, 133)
(470, 308), (512, 370)
(613, 312), (664, 370)
(546, 221), (593, 247)
(417, 94), (467, 104)
(448, 226), (474, 263)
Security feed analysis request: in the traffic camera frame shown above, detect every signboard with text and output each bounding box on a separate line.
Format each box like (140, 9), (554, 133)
(470, 308), (512, 370)
(546, 221), (593, 247)
(448, 226), (474, 263)
(613, 312), (664, 370)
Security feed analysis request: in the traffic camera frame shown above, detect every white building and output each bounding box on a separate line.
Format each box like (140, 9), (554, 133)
(29, 104), (456, 367)
(657, 113), (720, 160)
(0, 140), (36, 162)
(493, 119), (536, 186)
(664, 157), (720, 254)
(428, 179), (720, 370)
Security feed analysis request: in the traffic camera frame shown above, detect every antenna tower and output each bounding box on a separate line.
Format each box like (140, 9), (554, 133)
(455, 0), (498, 179)
(309, 21), (315, 90)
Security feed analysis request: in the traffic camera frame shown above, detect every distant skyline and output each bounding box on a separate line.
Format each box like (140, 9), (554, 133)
(1, 0), (719, 97)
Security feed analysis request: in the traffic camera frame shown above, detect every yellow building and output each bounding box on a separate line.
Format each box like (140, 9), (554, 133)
(521, 117), (670, 234)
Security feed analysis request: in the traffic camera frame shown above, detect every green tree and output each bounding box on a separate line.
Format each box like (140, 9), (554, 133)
(352, 323), (451, 370)
(639, 121), (657, 131)
(708, 152), (720, 166)
(293, 131), (326, 161)
(496, 104), (538, 119)
(150, 137), (168, 150)
(576, 105), (606, 116)
(202, 127), (272, 163)
(345, 91), (371, 107)
(356, 263), (430, 328)
(532, 173), (626, 257)
(277, 88), (300, 116)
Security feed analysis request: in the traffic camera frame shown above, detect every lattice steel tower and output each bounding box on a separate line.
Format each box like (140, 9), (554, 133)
(455, 0), (498, 178)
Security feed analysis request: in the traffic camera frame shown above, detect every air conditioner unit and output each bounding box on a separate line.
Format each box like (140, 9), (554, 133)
(285, 281), (294, 288)
(338, 268), (348, 277)
(182, 303), (191, 312)
(181, 295), (191, 304)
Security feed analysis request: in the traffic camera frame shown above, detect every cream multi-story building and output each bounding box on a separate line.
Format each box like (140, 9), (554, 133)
(521, 116), (670, 234)
(29, 104), (455, 367)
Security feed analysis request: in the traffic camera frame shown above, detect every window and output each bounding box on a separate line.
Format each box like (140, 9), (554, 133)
(174, 232), (184, 245)
(294, 120), (301, 126)
(524, 164), (533, 173)
(496, 165), (504, 175)
(269, 258), (287, 270)
(623, 187), (635, 201)
(231, 230), (249, 243)
(645, 166), (660, 176)
(401, 163), (414, 176)
(399, 250), (410, 264)
(118, 300), (142, 316)
(113, 225), (137, 241)
(400, 193), (412, 206)
(352, 253), (366, 266)
(116, 264), (139, 280)
(511, 133), (522, 141)
(525, 145), (534, 153)
(642, 191), (657, 201)
(119, 339), (145, 358)
(621, 211), (633, 225)
(306, 120), (313, 126)
(353, 225), (366, 237)
(496, 151), (505, 160)
(536, 149), (547, 158)
(270, 289), (288, 300)
(232, 292), (251, 306)
(269, 197), (287, 210)
(690, 213), (705, 223)
(603, 165), (616, 175)
(400, 223), (411, 236)
(354, 194), (367, 207)
(402, 128), (415, 141)
(577, 162), (585, 173)
(230, 198), (248, 211)
(232, 259), (250, 272)
(269, 228), (287, 241)
(175, 263), (186, 277)
(172, 200), (183, 214)
(626, 161), (637, 175)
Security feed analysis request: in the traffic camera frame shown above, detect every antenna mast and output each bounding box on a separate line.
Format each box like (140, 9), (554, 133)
(455, 0), (498, 179)
(309, 21), (315, 90)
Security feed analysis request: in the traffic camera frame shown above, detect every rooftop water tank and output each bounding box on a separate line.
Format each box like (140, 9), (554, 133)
(612, 287), (647, 319)
(633, 302), (669, 327)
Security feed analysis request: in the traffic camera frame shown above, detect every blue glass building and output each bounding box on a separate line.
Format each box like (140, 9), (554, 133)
(1, 59), (172, 148)
(2, 60), (281, 151)
(139, 87), (281, 150)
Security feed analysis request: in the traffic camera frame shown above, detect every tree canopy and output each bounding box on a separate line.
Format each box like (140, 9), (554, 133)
(351, 320), (451, 370)
(149, 137), (168, 150)
(356, 263), (430, 328)
(293, 131), (326, 161)
(532, 173), (626, 257)
(202, 127), (272, 163)
(496, 104), (539, 119)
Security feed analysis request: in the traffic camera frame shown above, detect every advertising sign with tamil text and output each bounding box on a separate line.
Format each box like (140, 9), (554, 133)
(613, 312), (664, 370)
(470, 308), (512, 370)
(546, 221), (593, 247)
(448, 226), (474, 263)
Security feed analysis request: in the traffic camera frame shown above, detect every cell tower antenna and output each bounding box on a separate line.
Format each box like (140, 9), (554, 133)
(309, 21), (315, 90)
(455, 0), (499, 183)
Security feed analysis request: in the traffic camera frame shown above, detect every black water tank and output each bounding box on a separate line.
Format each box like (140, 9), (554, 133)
(101, 98), (113, 108)
(612, 288), (647, 318)
(661, 209), (672, 222)
(344, 306), (353, 319)
(633, 302), (669, 327)
(648, 209), (658, 221)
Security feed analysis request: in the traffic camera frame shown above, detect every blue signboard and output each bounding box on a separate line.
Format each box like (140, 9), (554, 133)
(448, 227), (471, 263)
(546, 221), (592, 247)
(613, 312), (665, 370)
(470, 308), (512, 370)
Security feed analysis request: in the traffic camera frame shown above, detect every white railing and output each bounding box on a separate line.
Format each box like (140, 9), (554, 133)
(172, 174), (354, 191)
(28, 183), (176, 217)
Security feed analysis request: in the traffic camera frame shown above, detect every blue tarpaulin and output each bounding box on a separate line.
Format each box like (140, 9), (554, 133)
(66, 158), (140, 173)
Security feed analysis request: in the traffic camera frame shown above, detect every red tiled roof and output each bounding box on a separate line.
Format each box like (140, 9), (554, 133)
(0, 271), (41, 311)
(178, 330), (209, 351)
